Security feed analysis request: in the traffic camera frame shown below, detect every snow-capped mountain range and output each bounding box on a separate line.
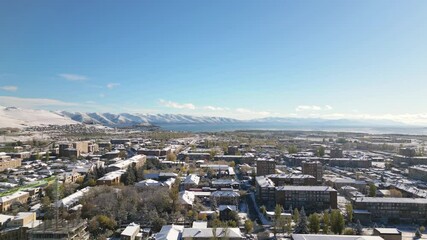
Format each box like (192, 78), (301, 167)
(0, 106), (408, 129)
(59, 111), (239, 126)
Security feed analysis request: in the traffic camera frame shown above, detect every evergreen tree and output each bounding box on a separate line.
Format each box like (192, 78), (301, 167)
(415, 229), (422, 239)
(355, 220), (363, 235)
(294, 207), (309, 234)
(322, 211), (330, 233)
(345, 203), (353, 223)
(293, 208), (300, 223)
(369, 184), (377, 197)
(274, 204), (282, 237)
(330, 210), (345, 234)
(308, 213), (320, 233)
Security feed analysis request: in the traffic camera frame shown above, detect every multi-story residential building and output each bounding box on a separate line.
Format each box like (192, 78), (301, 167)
(256, 159), (276, 176)
(275, 186), (337, 213)
(210, 191), (240, 206)
(255, 176), (276, 208)
(268, 174), (317, 186)
(28, 219), (89, 240)
(393, 155), (427, 166)
(352, 197), (427, 223)
(106, 155), (146, 172)
(408, 165), (427, 181)
(97, 170), (126, 185)
(329, 148), (344, 158)
(0, 191), (30, 213)
(292, 234), (384, 240)
(302, 161), (323, 183)
(324, 177), (367, 194)
(325, 158), (372, 168)
(214, 154), (255, 164)
(0, 155), (21, 172)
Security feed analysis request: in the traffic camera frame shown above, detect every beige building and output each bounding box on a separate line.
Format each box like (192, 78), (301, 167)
(373, 228), (402, 240)
(121, 223), (141, 240)
(0, 155), (22, 172)
(0, 191), (30, 213)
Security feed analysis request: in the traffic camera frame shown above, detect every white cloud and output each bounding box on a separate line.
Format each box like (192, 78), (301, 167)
(0, 86), (18, 92)
(107, 83), (120, 89)
(296, 105), (333, 112)
(159, 99), (196, 110)
(296, 105), (322, 111)
(58, 73), (88, 81)
(236, 108), (271, 117)
(0, 96), (78, 108)
(203, 106), (227, 111)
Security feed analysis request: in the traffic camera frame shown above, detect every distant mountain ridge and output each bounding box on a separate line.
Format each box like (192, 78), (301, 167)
(58, 111), (240, 126)
(0, 106), (409, 129)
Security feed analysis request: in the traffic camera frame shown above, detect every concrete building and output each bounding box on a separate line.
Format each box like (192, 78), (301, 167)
(275, 186), (337, 213)
(408, 165), (427, 181)
(97, 170), (126, 185)
(352, 197), (427, 223)
(211, 191), (240, 207)
(0, 155), (21, 172)
(393, 155), (427, 166)
(330, 148), (344, 158)
(292, 234), (384, 240)
(255, 176), (276, 207)
(268, 174), (317, 186)
(326, 158), (372, 168)
(302, 161), (323, 183)
(28, 219), (89, 240)
(0, 191), (30, 213)
(256, 158), (276, 176)
(373, 228), (402, 240)
(106, 155), (146, 172)
(121, 222), (141, 240)
(182, 228), (243, 240)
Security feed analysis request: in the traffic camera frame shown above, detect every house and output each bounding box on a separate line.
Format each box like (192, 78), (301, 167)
(211, 191), (240, 207)
(55, 187), (91, 210)
(179, 191), (195, 208)
(182, 174), (200, 190)
(155, 225), (184, 240)
(121, 222), (141, 240)
(218, 205), (238, 221)
(291, 234), (384, 240)
(97, 170), (126, 185)
(182, 227), (243, 240)
(373, 228), (402, 240)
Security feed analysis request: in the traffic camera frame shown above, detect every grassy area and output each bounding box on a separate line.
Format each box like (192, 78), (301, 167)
(0, 176), (56, 197)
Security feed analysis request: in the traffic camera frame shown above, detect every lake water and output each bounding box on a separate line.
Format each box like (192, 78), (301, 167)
(157, 122), (427, 135)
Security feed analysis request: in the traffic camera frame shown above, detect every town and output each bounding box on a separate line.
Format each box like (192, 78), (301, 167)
(0, 127), (426, 240)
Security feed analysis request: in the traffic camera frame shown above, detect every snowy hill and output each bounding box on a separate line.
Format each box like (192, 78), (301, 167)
(0, 106), (79, 128)
(59, 111), (240, 126)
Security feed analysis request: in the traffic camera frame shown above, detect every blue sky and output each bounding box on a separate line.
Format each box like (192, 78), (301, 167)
(1, 0), (427, 123)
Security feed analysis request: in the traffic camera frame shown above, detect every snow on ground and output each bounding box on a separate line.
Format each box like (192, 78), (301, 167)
(0, 106), (79, 128)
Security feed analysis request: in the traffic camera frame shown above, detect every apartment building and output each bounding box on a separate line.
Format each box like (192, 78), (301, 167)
(408, 165), (427, 181)
(352, 197), (427, 223)
(302, 161), (323, 183)
(256, 158), (276, 176)
(0, 155), (21, 172)
(268, 174), (317, 186)
(275, 186), (337, 213)
(0, 191), (30, 213)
